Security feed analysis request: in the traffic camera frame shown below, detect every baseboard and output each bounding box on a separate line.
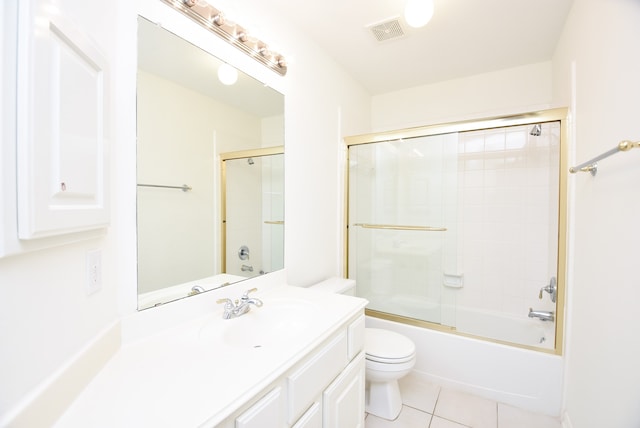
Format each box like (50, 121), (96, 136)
(1, 322), (121, 428)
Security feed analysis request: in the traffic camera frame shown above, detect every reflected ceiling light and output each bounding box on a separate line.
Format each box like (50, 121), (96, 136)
(218, 63), (238, 85)
(404, 0), (434, 28)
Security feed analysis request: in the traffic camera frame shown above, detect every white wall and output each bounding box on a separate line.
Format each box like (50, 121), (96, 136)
(371, 61), (553, 132)
(552, 1), (640, 427)
(0, 0), (124, 420)
(0, 0), (370, 423)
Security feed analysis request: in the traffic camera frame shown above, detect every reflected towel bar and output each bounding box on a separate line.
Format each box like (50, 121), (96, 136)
(264, 220), (284, 225)
(354, 223), (447, 232)
(137, 183), (192, 192)
(569, 140), (640, 176)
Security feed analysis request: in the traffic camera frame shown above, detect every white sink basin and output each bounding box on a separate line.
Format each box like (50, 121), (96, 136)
(199, 297), (320, 349)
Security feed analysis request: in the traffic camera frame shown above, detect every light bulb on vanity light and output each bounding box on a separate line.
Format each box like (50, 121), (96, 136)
(404, 0), (434, 28)
(218, 63), (238, 85)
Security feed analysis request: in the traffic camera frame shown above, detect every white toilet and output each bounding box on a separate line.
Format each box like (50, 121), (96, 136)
(310, 278), (417, 420)
(365, 327), (416, 419)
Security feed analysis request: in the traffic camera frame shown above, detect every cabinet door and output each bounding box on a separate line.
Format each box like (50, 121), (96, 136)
(287, 332), (347, 424)
(16, 0), (110, 239)
(322, 352), (365, 428)
(292, 402), (321, 428)
(236, 387), (283, 428)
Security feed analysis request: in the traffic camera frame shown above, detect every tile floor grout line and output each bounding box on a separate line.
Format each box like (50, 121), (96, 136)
(426, 388), (442, 428)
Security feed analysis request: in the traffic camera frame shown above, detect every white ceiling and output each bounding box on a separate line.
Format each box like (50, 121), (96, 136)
(139, 1), (574, 115)
(263, 0), (574, 95)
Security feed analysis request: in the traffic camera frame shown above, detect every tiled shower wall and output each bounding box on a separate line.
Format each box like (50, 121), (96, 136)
(455, 122), (560, 318)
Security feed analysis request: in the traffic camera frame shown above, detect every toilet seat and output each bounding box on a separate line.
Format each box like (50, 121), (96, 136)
(365, 328), (416, 364)
(366, 353), (415, 364)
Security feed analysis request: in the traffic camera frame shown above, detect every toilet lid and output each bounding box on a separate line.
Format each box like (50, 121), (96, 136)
(365, 328), (416, 363)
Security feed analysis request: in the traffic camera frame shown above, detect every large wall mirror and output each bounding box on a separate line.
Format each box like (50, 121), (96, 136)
(136, 16), (285, 310)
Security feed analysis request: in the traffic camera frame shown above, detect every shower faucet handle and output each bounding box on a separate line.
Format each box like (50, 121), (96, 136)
(538, 277), (557, 303)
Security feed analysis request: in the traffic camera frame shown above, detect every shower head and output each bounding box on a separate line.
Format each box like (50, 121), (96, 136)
(530, 124), (542, 136)
(247, 157), (254, 165)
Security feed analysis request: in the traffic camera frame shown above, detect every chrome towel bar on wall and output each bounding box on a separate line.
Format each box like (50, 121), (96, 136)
(137, 183), (192, 192)
(569, 140), (640, 176)
(353, 223), (447, 232)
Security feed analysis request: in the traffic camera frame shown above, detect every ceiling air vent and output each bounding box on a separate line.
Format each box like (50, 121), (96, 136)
(367, 18), (406, 43)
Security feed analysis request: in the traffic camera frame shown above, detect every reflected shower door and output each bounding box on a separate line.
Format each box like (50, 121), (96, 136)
(348, 133), (459, 325)
(224, 153), (284, 277)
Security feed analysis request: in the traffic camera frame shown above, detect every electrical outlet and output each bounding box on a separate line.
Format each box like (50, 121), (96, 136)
(85, 249), (102, 295)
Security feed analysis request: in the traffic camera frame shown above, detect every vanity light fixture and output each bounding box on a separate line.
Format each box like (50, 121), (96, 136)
(404, 0), (434, 28)
(163, 0), (288, 76)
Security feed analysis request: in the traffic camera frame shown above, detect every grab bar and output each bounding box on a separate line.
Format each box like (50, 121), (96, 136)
(353, 223), (447, 232)
(137, 183), (192, 192)
(569, 140), (640, 176)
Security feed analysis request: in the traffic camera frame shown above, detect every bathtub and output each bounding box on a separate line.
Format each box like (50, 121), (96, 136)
(366, 315), (563, 417)
(138, 273), (247, 310)
(369, 293), (555, 350)
(455, 306), (556, 350)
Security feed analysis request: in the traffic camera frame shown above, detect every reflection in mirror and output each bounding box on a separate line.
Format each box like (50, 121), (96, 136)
(222, 149), (284, 278)
(136, 16), (284, 310)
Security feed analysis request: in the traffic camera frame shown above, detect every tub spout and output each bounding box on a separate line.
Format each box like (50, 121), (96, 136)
(528, 308), (554, 322)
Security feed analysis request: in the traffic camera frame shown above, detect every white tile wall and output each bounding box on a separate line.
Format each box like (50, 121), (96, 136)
(456, 123), (560, 320)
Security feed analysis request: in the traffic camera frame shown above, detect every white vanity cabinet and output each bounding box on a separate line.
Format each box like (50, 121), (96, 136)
(219, 313), (365, 428)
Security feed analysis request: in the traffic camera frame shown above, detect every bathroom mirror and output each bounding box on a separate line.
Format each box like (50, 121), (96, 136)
(136, 16), (285, 310)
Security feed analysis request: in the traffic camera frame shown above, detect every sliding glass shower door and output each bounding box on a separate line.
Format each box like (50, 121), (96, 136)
(347, 116), (564, 351)
(348, 133), (460, 325)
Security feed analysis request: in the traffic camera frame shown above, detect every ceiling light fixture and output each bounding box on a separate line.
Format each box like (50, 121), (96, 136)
(163, 0), (287, 76)
(218, 63), (238, 85)
(404, 0), (434, 29)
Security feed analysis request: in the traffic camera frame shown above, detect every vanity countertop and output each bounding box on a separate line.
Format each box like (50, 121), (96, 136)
(54, 280), (367, 427)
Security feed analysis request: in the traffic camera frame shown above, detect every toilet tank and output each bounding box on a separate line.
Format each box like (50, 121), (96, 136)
(309, 277), (356, 296)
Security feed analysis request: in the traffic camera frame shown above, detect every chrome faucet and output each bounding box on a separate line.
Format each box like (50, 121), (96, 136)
(188, 285), (205, 296)
(217, 288), (263, 319)
(528, 308), (554, 322)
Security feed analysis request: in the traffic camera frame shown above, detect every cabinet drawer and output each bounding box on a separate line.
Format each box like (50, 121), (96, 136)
(287, 332), (347, 424)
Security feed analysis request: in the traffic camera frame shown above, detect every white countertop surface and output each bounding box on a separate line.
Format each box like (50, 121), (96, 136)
(54, 280), (367, 427)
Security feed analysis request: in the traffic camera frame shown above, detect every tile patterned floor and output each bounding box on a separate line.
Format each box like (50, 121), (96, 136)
(364, 374), (561, 428)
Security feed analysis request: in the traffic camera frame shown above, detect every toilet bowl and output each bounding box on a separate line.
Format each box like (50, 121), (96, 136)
(309, 278), (417, 420)
(365, 328), (416, 420)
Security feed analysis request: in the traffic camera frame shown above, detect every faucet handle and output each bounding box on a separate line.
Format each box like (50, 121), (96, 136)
(216, 298), (234, 308)
(241, 288), (258, 300)
(538, 277), (557, 303)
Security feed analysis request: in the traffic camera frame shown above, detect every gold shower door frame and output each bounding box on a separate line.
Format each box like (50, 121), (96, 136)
(344, 108), (568, 355)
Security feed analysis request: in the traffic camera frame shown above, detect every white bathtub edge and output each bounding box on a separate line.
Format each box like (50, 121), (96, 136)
(366, 316), (563, 418)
